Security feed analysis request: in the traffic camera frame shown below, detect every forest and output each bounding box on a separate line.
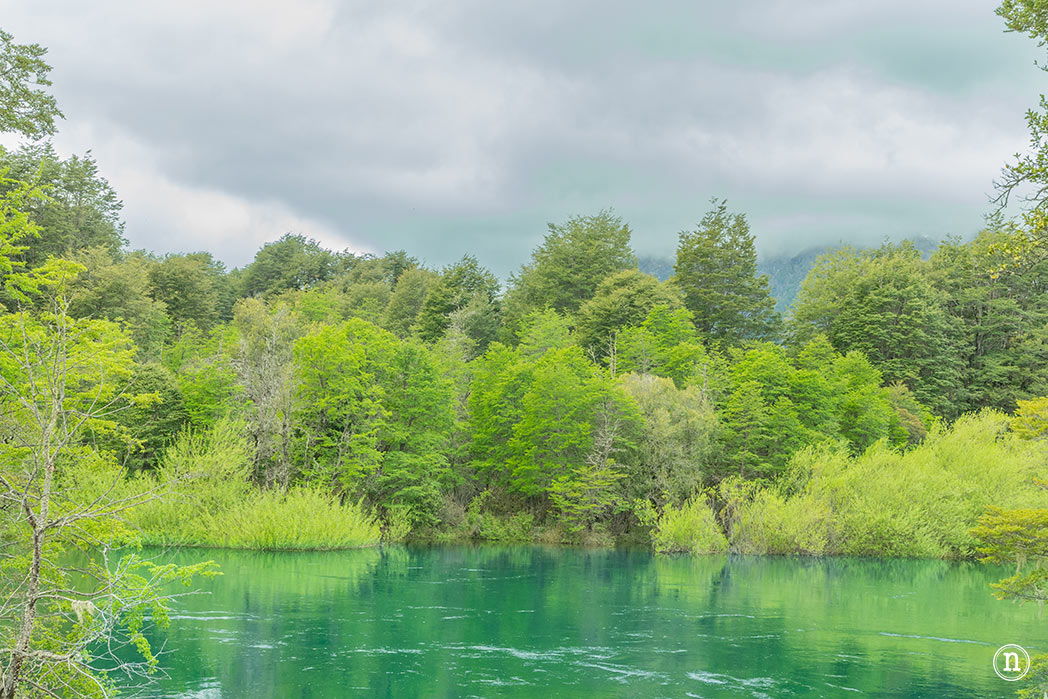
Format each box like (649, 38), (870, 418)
(3, 4), (1048, 695)
(5, 144), (1048, 557)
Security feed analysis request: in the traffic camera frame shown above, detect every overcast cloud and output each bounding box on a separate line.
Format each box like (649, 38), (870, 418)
(1, 1), (1043, 275)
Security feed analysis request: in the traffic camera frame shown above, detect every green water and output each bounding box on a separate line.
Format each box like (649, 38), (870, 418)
(126, 546), (1042, 698)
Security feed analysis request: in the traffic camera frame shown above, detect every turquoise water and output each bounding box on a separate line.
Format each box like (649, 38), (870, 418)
(126, 546), (1043, 698)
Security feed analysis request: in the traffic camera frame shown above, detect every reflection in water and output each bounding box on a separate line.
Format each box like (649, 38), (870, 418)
(127, 546), (1040, 698)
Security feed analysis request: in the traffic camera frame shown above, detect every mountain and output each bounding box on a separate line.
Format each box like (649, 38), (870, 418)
(639, 236), (945, 313)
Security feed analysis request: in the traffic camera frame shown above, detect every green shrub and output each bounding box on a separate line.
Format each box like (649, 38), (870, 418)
(653, 496), (728, 554)
(723, 410), (1048, 558)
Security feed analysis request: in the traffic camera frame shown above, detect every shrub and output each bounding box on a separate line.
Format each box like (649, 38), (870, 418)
(653, 496), (728, 554)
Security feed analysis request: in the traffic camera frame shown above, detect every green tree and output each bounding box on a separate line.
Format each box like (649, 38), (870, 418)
(0, 304), (215, 697)
(790, 243), (962, 416)
(66, 247), (170, 357)
(0, 28), (62, 139)
(94, 362), (189, 472)
(417, 255), (499, 343)
(233, 299), (302, 487)
(674, 200), (780, 343)
(618, 305), (720, 388)
(503, 210), (635, 336)
(381, 266), (437, 336)
(293, 319), (453, 524)
(929, 229), (1048, 413)
(620, 373), (718, 507)
(575, 268), (682, 356)
(149, 252), (230, 334)
(0, 144), (125, 267)
(240, 233), (336, 298)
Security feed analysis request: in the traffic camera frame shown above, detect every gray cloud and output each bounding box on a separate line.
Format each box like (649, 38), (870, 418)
(1, 0), (1043, 275)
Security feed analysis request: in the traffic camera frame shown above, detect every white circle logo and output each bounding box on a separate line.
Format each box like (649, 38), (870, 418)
(993, 644), (1031, 681)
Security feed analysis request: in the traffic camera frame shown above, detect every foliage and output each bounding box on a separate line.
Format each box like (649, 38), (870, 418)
(149, 251), (231, 333)
(417, 254), (500, 343)
(0, 28), (62, 139)
(128, 419), (381, 550)
(790, 243), (962, 416)
(619, 373), (717, 507)
(240, 233), (337, 298)
(0, 144), (125, 269)
(503, 210), (635, 335)
(652, 495), (729, 554)
(674, 200), (780, 343)
(574, 268), (681, 356)
(729, 412), (1048, 557)
(293, 318), (453, 525)
(1013, 395), (1048, 439)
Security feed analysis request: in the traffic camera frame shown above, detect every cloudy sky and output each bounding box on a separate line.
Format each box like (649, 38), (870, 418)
(2, 1), (1044, 275)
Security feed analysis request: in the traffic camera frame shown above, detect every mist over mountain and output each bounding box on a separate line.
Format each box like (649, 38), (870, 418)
(639, 235), (948, 313)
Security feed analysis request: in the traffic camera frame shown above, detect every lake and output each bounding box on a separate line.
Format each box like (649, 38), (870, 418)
(127, 545), (1041, 698)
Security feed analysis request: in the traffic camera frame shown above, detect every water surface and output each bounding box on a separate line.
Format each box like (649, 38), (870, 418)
(129, 545), (1042, 698)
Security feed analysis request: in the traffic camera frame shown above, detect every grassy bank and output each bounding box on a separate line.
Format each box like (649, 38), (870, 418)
(120, 419), (381, 551)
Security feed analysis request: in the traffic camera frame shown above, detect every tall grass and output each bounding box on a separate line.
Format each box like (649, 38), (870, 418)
(126, 418), (381, 550)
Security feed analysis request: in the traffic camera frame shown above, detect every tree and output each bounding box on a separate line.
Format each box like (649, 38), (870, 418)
(293, 319), (453, 524)
(989, 0), (1048, 271)
(0, 302), (215, 697)
(674, 200), (780, 344)
(233, 299), (302, 488)
(417, 255), (499, 343)
(94, 362), (189, 472)
(502, 210), (635, 336)
(928, 230), (1048, 413)
(66, 247), (170, 357)
(0, 144), (126, 267)
(620, 373), (718, 507)
(240, 234), (336, 298)
(617, 305), (720, 389)
(0, 28), (62, 140)
(574, 268), (682, 356)
(381, 266), (437, 337)
(790, 243), (962, 417)
(149, 252), (230, 334)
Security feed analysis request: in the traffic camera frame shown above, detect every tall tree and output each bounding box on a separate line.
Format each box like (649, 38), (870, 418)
(0, 28), (62, 140)
(790, 243), (962, 417)
(928, 229), (1048, 413)
(674, 200), (780, 344)
(0, 144), (126, 267)
(503, 210), (635, 335)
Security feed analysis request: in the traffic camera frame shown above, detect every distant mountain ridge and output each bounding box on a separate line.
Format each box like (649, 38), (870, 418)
(639, 235), (944, 313)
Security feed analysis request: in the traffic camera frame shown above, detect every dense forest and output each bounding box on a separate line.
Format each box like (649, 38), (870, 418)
(3, 5), (1048, 694)
(6, 139), (1048, 555)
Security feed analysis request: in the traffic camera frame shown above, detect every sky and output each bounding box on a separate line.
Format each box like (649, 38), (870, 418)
(2, 1), (1045, 276)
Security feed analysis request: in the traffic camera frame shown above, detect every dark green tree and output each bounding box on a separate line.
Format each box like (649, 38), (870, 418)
(929, 229), (1048, 413)
(674, 200), (780, 343)
(240, 233), (336, 298)
(0, 144), (125, 267)
(417, 255), (499, 343)
(790, 243), (962, 417)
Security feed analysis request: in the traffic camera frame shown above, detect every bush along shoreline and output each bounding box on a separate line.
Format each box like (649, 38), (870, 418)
(114, 409), (1046, 557)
